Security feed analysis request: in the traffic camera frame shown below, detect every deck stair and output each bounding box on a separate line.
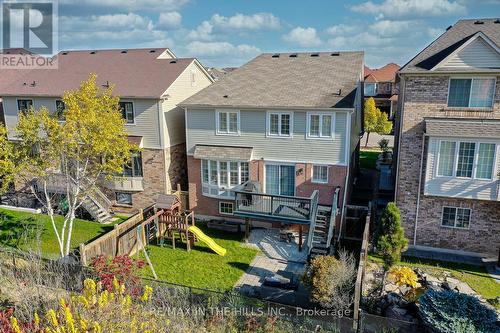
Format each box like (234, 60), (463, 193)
(309, 206), (333, 258)
(82, 192), (113, 223)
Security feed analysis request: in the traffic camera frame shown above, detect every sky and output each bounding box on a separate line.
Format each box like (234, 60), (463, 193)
(52, 0), (500, 68)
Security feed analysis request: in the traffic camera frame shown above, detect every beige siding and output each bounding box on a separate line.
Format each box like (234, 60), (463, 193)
(186, 108), (348, 165)
(424, 137), (500, 201)
(162, 61), (213, 147)
(3, 96), (162, 149)
(441, 37), (500, 69)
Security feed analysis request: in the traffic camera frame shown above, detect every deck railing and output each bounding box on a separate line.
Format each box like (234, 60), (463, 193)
(234, 190), (316, 224)
(305, 190), (319, 253)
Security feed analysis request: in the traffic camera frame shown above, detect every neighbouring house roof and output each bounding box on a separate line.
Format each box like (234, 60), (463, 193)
(0, 48), (196, 98)
(0, 48), (32, 55)
(364, 63), (400, 82)
(193, 145), (253, 161)
(400, 19), (500, 73)
(181, 51), (363, 109)
(425, 117), (500, 138)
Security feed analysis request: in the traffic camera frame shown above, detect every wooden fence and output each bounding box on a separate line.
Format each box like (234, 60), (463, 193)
(352, 203), (372, 330)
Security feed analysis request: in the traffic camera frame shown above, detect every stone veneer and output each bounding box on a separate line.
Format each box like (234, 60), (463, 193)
(396, 75), (500, 255)
(187, 155), (347, 222)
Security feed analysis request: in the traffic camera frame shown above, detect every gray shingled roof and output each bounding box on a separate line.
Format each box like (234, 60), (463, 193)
(400, 19), (500, 73)
(181, 52), (363, 109)
(425, 117), (500, 138)
(194, 145), (253, 160)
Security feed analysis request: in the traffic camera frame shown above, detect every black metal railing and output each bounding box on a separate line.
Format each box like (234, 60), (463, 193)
(234, 190), (317, 224)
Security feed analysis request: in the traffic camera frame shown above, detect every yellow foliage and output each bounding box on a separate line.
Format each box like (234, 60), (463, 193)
(388, 266), (419, 288)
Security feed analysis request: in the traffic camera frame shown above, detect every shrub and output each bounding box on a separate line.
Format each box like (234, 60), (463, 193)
(91, 255), (145, 296)
(375, 203), (408, 270)
(419, 289), (499, 333)
(388, 266), (418, 288)
(302, 251), (356, 310)
(378, 138), (390, 153)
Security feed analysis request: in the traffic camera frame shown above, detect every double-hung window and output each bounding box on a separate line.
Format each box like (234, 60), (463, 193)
(307, 113), (334, 138)
(312, 165), (329, 184)
(267, 112), (292, 137)
(441, 207), (471, 229)
(448, 78), (495, 108)
(17, 99), (33, 113)
(364, 83), (377, 96)
(201, 159), (249, 197)
(119, 101), (135, 124)
(121, 152), (143, 177)
(216, 110), (239, 135)
(55, 100), (66, 121)
(436, 140), (496, 180)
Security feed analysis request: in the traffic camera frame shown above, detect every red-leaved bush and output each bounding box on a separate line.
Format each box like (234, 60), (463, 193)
(90, 255), (145, 296)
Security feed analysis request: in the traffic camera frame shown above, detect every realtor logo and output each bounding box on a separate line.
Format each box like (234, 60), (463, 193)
(2, 0), (57, 55)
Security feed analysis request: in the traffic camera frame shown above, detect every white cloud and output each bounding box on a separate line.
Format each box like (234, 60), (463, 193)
(157, 12), (182, 29)
(59, 0), (189, 11)
(210, 13), (280, 30)
(369, 20), (414, 36)
(60, 13), (152, 31)
(351, 0), (466, 19)
(187, 21), (214, 41)
(283, 27), (322, 47)
(326, 24), (360, 36)
(185, 41), (260, 57)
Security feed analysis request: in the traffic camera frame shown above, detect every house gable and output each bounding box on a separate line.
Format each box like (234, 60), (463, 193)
(433, 33), (500, 70)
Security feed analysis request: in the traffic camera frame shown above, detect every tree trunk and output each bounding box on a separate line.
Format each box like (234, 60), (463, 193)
(365, 132), (370, 147)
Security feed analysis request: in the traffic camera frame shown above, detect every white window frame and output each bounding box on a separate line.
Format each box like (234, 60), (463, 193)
(263, 162), (296, 196)
(440, 206), (471, 229)
(435, 139), (497, 181)
(55, 99), (66, 121)
(364, 83), (377, 96)
(266, 111), (293, 138)
(116, 192), (133, 206)
(446, 77), (496, 109)
(306, 112), (335, 139)
(119, 101), (136, 125)
(215, 109), (240, 136)
(17, 98), (33, 113)
(219, 202), (234, 215)
(312, 165), (329, 184)
(201, 159), (249, 198)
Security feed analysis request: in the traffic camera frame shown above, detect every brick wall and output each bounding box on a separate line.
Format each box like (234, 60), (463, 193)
(396, 75), (500, 255)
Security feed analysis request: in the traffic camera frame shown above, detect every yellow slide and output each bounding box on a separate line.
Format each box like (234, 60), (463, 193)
(188, 226), (227, 256)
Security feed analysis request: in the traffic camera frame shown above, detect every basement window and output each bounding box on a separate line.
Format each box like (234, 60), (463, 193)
(116, 192), (132, 205)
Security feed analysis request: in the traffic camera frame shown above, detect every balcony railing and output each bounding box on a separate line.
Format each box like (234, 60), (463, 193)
(234, 188), (318, 224)
(105, 177), (144, 192)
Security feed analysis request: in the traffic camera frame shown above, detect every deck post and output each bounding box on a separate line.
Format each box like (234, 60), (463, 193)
(244, 218), (250, 242)
(298, 225), (303, 252)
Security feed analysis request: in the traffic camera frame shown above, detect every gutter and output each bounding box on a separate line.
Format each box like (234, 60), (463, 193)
(414, 132), (427, 246)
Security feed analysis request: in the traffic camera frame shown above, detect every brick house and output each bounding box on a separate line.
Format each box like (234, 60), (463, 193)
(394, 19), (500, 256)
(180, 52), (364, 253)
(364, 63), (400, 124)
(0, 48), (214, 220)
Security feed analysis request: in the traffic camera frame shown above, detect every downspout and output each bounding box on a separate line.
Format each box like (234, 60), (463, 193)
(413, 132), (427, 246)
(157, 99), (169, 193)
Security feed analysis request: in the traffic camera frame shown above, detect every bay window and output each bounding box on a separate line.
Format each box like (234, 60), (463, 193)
(448, 78), (495, 108)
(436, 140), (496, 180)
(201, 159), (249, 197)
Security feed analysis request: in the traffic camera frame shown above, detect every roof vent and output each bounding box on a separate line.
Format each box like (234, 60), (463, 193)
(289, 53), (298, 58)
(446, 25), (452, 31)
(61, 51), (68, 55)
(334, 88), (342, 96)
(169, 60), (177, 64)
(149, 49), (156, 53)
(223, 94), (229, 98)
(90, 51), (96, 54)
(494, 19), (500, 24)
(102, 81), (110, 88)
(310, 53), (319, 57)
(331, 52), (340, 56)
(30, 81), (36, 87)
(121, 50), (128, 53)
(474, 20), (484, 25)
(271, 53), (280, 58)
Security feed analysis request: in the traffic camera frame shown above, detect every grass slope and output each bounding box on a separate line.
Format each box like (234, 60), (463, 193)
(369, 254), (500, 303)
(0, 208), (118, 259)
(139, 224), (258, 291)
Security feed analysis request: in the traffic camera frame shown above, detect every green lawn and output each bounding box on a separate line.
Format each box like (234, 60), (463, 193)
(0, 208), (118, 259)
(360, 150), (380, 169)
(369, 254), (500, 303)
(139, 223), (258, 291)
